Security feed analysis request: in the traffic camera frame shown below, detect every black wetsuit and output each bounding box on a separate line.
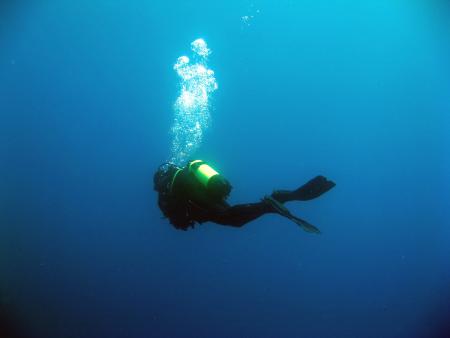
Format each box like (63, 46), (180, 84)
(155, 163), (335, 231)
(156, 165), (275, 230)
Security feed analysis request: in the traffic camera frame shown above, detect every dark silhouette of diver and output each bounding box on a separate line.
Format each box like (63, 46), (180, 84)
(154, 160), (335, 232)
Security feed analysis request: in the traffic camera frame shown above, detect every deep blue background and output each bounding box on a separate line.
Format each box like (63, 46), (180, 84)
(1, 1), (449, 337)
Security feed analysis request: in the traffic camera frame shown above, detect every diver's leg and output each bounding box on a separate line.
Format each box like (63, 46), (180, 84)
(210, 202), (276, 227)
(271, 175), (336, 203)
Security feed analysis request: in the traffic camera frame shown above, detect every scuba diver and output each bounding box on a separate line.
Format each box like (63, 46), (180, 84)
(153, 160), (335, 233)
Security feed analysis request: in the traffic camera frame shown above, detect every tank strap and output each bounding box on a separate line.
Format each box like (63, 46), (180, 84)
(169, 168), (183, 194)
(188, 160), (203, 173)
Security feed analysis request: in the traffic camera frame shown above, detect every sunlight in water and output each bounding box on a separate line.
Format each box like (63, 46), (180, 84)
(170, 39), (218, 165)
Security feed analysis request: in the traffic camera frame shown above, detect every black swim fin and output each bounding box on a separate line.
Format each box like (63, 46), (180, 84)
(263, 196), (321, 234)
(272, 175), (336, 203)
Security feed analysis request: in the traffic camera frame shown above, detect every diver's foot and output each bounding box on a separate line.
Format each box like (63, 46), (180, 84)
(293, 175), (336, 201)
(262, 195), (291, 216)
(262, 196), (321, 234)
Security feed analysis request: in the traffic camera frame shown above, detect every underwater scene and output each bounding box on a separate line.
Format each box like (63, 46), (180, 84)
(1, 1), (449, 337)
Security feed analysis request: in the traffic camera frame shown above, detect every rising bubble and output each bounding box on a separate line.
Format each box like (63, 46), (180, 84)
(170, 39), (218, 165)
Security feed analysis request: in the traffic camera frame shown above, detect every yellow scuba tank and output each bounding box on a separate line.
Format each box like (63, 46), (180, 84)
(188, 160), (232, 199)
(189, 160), (219, 187)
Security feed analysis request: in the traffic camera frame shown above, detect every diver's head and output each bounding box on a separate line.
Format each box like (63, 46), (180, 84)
(153, 162), (180, 193)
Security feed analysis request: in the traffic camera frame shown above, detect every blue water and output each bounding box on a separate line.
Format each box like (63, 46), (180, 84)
(1, 1), (450, 337)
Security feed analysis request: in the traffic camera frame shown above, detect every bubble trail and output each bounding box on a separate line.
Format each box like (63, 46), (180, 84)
(170, 39), (218, 165)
